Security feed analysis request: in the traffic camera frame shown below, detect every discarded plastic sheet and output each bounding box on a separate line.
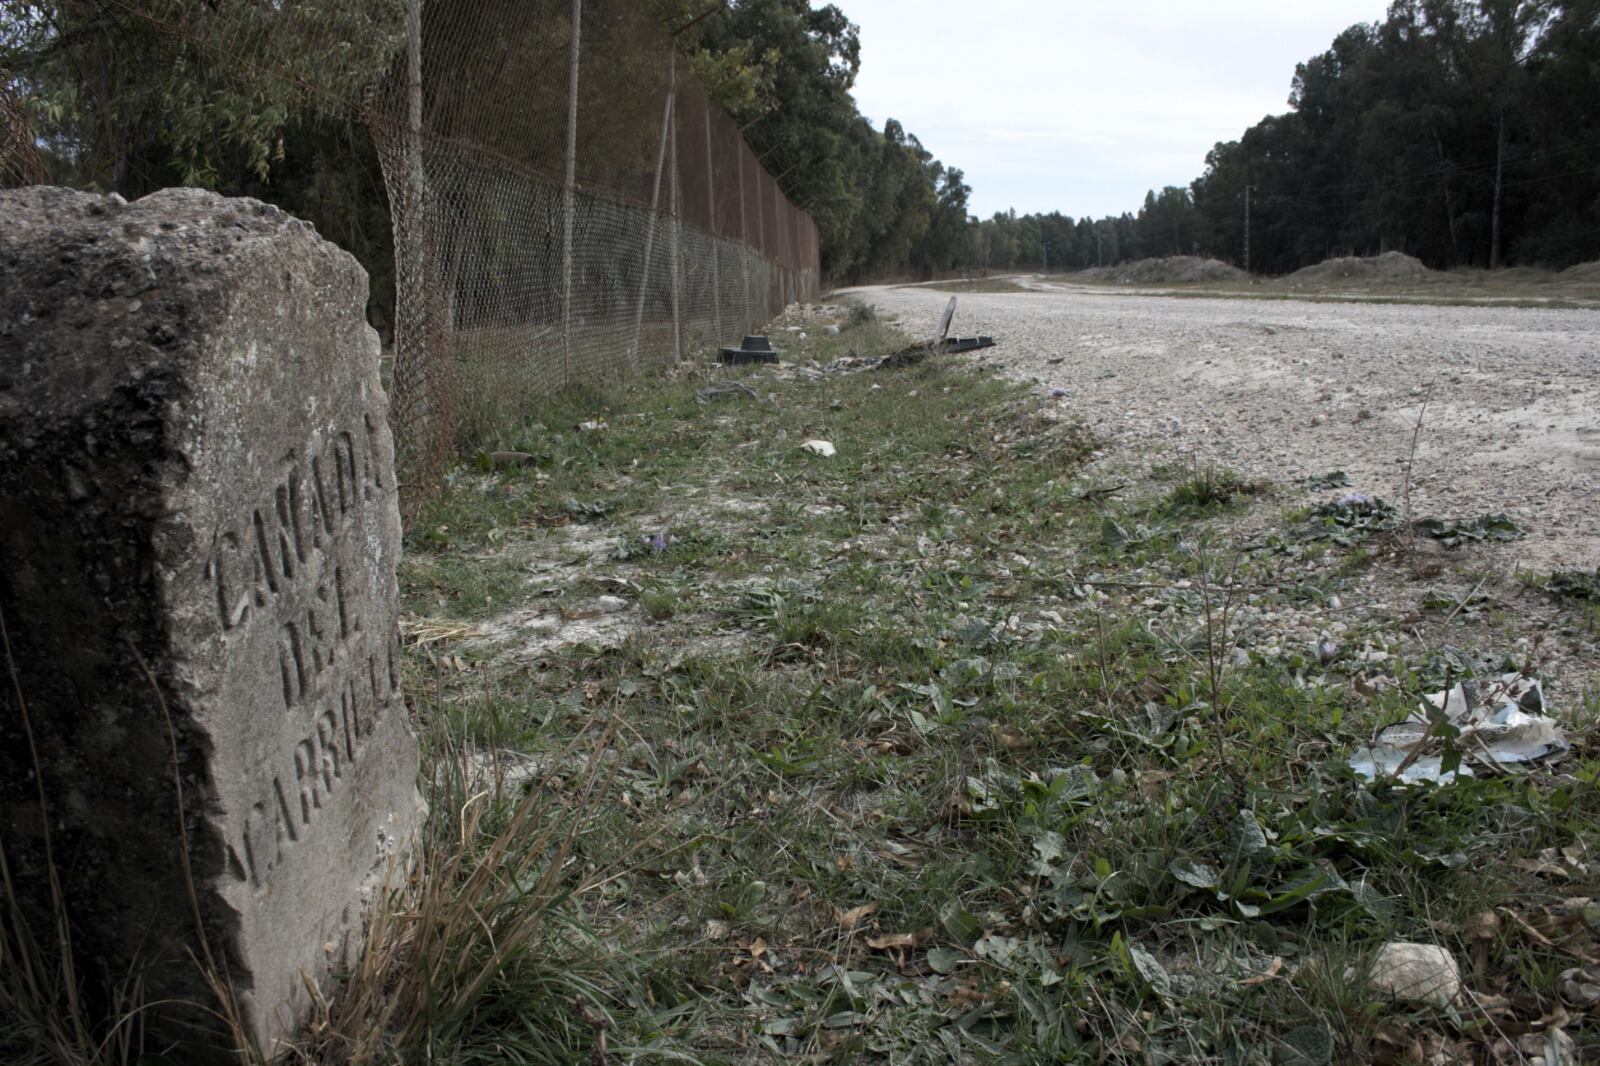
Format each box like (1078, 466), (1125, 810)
(1349, 673), (1567, 784)
(800, 439), (836, 457)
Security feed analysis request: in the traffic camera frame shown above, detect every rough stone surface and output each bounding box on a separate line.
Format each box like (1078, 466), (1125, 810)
(0, 187), (421, 1056)
(1367, 942), (1463, 1008)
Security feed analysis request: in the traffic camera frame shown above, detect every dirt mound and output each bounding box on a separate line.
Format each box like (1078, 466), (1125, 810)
(1287, 251), (1433, 285)
(1081, 256), (1248, 285)
(1560, 260), (1600, 281)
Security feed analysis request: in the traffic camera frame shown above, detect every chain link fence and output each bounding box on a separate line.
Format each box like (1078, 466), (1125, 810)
(9, 0), (820, 511)
(367, 0), (820, 503)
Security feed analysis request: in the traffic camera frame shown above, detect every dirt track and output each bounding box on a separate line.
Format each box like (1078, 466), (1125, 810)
(852, 281), (1600, 572)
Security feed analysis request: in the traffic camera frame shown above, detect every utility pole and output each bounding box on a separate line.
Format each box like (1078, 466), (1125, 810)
(1243, 184), (1253, 275)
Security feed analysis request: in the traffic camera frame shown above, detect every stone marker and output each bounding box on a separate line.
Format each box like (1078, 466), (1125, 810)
(0, 187), (422, 1056)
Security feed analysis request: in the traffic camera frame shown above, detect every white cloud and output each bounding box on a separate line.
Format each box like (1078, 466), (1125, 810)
(845, 0), (1387, 217)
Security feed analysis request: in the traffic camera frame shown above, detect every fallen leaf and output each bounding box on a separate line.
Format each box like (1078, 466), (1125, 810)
(866, 927), (933, 951)
(949, 982), (987, 1008)
(1239, 956), (1284, 986)
(1516, 858), (1571, 880)
(835, 902), (878, 931)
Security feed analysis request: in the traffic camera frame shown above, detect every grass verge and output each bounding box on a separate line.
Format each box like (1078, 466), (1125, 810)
(387, 305), (1599, 1062)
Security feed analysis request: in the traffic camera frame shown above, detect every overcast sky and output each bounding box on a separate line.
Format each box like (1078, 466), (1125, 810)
(847, 0), (1389, 220)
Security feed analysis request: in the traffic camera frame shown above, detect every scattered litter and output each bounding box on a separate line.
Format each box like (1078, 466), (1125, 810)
(800, 440), (836, 458)
(576, 420), (608, 433)
(877, 296), (996, 369)
(1349, 673), (1567, 784)
(1365, 942), (1462, 1009)
(719, 334), (780, 365)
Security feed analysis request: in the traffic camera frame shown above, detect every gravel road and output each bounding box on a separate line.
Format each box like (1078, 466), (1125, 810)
(852, 281), (1600, 572)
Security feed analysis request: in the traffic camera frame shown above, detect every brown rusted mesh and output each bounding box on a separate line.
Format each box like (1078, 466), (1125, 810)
(95, 0), (821, 511)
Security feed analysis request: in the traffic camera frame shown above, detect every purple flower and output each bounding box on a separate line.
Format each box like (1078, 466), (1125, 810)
(1048, 387), (1072, 398)
(642, 528), (674, 553)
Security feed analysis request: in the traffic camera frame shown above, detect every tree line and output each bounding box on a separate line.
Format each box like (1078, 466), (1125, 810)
(657, 0), (972, 282)
(6, 1), (1594, 284)
(0, 0), (970, 292)
(973, 0), (1600, 275)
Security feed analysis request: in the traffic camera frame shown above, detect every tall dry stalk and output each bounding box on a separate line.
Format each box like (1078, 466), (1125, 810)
(1400, 382), (1436, 557)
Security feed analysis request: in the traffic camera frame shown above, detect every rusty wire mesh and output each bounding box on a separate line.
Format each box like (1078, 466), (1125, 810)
(87, 0), (821, 510)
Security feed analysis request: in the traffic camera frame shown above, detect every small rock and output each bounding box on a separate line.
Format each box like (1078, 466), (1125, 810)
(824, 324), (840, 335)
(594, 595), (628, 614)
(1367, 942), (1462, 1008)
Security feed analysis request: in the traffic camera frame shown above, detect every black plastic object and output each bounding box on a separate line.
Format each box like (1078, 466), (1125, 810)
(718, 334), (779, 365)
(942, 336), (996, 353)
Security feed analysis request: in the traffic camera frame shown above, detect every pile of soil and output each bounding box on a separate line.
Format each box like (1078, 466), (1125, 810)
(1080, 256), (1248, 285)
(1560, 261), (1600, 281)
(1287, 251), (1433, 284)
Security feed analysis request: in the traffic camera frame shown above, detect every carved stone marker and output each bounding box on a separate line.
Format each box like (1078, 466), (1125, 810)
(0, 187), (421, 1056)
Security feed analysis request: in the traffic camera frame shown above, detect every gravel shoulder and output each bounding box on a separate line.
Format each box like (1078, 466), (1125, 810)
(850, 282), (1600, 573)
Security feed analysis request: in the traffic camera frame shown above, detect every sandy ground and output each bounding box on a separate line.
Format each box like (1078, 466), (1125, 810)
(849, 281), (1600, 573)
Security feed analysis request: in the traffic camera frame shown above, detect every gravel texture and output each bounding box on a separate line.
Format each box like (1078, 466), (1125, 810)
(851, 282), (1600, 573)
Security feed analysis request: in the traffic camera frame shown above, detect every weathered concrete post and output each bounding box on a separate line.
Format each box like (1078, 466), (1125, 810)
(0, 187), (422, 1056)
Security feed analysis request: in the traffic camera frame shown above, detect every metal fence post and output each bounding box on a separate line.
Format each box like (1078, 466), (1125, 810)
(562, 0), (582, 386)
(738, 146), (751, 333)
(704, 108), (721, 345)
(668, 51), (681, 363)
(755, 166), (766, 318)
(629, 78), (673, 371)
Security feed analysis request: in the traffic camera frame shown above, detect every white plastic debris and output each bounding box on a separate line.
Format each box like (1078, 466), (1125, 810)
(576, 420), (608, 433)
(800, 439), (836, 457)
(1366, 942), (1462, 1008)
(824, 324), (841, 336)
(1349, 673), (1566, 784)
